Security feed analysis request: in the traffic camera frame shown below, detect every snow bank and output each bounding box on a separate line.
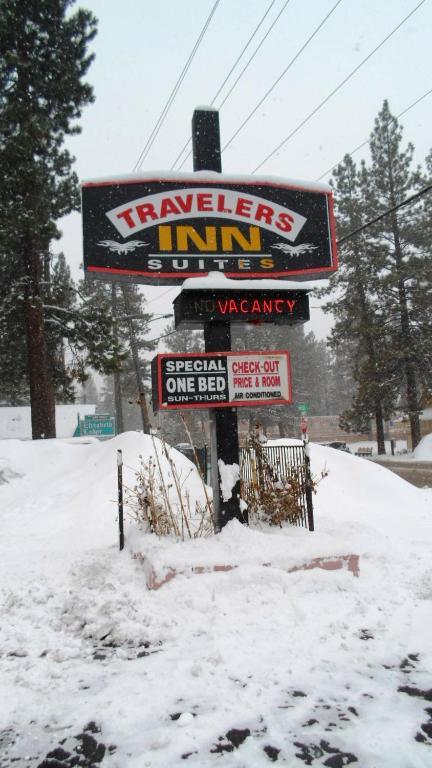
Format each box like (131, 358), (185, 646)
(413, 432), (432, 460)
(1, 434), (431, 766)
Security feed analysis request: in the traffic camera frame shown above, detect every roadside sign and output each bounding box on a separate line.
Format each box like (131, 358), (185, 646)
(174, 287), (310, 328)
(152, 350), (292, 410)
(82, 173), (338, 284)
(79, 415), (116, 436)
(297, 402), (309, 414)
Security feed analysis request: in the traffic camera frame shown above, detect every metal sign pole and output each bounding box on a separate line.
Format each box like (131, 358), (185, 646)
(117, 449), (124, 550)
(192, 108), (244, 530)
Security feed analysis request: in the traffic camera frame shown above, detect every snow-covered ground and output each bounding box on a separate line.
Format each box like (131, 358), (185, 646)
(0, 433), (431, 767)
(414, 433), (432, 461)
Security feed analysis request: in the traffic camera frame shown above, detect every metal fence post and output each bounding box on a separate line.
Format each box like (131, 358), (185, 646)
(303, 440), (315, 532)
(117, 449), (124, 550)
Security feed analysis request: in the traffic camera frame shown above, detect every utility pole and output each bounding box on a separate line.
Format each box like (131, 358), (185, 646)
(111, 283), (124, 434)
(121, 285), (151, 434)
(192, 107), (244, 530)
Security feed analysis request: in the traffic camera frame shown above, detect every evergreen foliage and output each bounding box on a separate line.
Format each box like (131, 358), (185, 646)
(0, 0), (97, 436)
(321, 100), (432, 450)
(96, 283), (157, 431)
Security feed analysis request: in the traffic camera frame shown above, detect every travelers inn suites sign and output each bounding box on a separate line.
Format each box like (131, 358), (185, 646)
(82, 173), (338, 284)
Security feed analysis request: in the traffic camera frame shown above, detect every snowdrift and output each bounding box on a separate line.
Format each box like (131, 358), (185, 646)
(1, 433), (431, 767)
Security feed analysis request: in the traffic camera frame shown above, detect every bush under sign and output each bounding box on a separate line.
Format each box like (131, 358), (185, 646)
(152, 350), (292, 410)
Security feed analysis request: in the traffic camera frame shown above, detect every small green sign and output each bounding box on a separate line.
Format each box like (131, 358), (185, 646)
(297, 403), (309, 414)
(78, 415), (116, 436)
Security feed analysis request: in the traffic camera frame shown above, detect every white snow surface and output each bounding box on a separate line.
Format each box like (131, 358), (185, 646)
(414, 433), (432, 460)
(82, 169), (331, 193)
(1, 432), (431, 767)
(217, 459), (240, 503)
(181, 272), (319, 291)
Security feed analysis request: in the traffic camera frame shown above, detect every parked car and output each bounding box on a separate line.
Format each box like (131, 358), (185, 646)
(173, 443), (208, 477)
(321, 441), (351, 453)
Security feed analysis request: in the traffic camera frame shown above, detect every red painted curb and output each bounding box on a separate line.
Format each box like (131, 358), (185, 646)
(131, 553), (360, 590)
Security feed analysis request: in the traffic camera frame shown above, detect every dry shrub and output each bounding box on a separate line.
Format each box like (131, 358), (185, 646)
(124, 432), (214, 540)
(241, 427), (327, 527)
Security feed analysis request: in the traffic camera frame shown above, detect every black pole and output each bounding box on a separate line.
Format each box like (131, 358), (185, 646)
(111, 284), (124, 434)
(192, 108), (245, 530)
(303, 440), (314, 532)
(117, 449), (124, 550)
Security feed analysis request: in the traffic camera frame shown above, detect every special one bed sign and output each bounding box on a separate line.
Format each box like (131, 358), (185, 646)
(82, 174), (338, 284)
(152, 350), (292, 410)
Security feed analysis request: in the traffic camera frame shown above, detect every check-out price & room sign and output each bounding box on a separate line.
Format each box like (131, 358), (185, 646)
(152, 350), (292, 410)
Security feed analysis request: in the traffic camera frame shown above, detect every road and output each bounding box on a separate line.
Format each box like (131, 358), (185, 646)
(371, 458), (432, 488)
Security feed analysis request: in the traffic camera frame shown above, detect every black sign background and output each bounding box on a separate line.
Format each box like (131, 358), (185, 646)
(155, 354), (228, 409)
(82, 177), (338, 284)
(174, 288), (310, 328)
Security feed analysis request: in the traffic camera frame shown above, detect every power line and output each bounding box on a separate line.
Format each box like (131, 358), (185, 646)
(170, 0), (279, 170)
(133, 0), (220, 172)
(337, 183), (432, 245)
(251, 0), (427, 174)
(148, 329), (177, 345)
(145, 285), (178, 305)
(212, 0), (280, 107)
(222, 0), (344, 155)
(316, 87), (432, 182)
(217, 0), (292, 111)
(172, 0), (290, 171)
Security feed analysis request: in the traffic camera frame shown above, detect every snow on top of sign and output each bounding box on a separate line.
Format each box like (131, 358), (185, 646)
(81, 169), (331, 194)
(181, 272), (321, 291)
(194, 104), (218, 112)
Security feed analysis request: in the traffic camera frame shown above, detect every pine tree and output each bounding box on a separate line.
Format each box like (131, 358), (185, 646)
(368, 101), (426, 448)
(159, 320), (206, 445)
(87, 281), (157, 432)
(320, 153), (398, 453)
(0, 0), (97, 437)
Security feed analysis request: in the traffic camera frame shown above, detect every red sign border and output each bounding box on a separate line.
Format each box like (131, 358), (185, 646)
(154, 349), (292, 411)
(83, 175), (338, 282)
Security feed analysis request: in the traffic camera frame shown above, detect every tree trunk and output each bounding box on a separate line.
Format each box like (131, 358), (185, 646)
(24, 241), (56, 438)
(385, 143), (421, 449)
(278, 421), (287, 438)
(121, 285), (151, 434)
(375, 402), (386, 454)
(391, 213), (421, 449)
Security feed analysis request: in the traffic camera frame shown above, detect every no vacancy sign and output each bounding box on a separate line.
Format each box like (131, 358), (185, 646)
(174, 287), (310, 327)
(82, 173), (338, 284)
(152, 350), (292, 410)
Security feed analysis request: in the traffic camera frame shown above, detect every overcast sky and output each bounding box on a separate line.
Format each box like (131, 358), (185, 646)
(59, 0), (432, 343)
